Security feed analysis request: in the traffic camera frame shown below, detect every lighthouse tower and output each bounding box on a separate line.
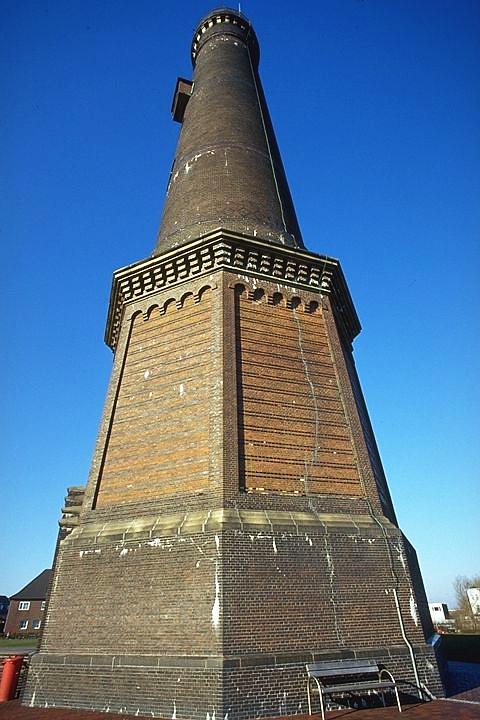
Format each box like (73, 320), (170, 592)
(25, 9), (443, 718)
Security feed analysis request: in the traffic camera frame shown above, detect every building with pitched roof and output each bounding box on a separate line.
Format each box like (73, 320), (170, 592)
(4, 570), (52, 638)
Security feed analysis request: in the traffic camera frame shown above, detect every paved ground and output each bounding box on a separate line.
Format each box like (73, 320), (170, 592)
(0, 700), (479, 720)
(0, 647), (37, 656)
(1, 659), (478, 719)
(447, 662), (480, 703)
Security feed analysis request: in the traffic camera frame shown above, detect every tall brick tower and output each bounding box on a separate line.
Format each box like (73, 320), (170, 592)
(25, 8), (443, 718)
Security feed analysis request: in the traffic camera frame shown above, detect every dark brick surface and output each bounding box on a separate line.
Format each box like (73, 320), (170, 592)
(155, 11), (303, 253)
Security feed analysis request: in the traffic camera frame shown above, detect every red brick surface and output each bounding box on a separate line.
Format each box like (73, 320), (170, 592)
(4, 600), (45, 638)
(236, 288), (363, 496)
(95, 288), (215, 508)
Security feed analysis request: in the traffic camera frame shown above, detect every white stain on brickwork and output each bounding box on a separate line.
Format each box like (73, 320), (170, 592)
(272, 538), (277, 554)
(190, 537), (207, 556)
(144, 370), (150, 380)
(409, 591), (419, 627)
(201, 510), (212, 533)
(172, 700), (177, 719)
(324, 529), (344, 646)
(395, 543), (407, 571)
(179, 383), (185, 397)
(120, 548), (129, 557)
(148, 538), (163, 548)
(184, 150), (216, 177)
(348, 535), (376, 545)
(325, 543), (332, 572)
(212, 562), (220, 630)
(79, 549), (101, 557)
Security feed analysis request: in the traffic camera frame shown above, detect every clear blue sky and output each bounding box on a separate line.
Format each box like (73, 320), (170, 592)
(1, 0), (479, 607)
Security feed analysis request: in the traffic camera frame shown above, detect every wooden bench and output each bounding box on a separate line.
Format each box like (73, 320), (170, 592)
(306, 659), (402, 719)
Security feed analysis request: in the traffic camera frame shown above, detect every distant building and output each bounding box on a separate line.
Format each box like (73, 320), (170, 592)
(467, 588), (480, 616)
(0, 595), (10, 634)
(4, 569), (52, 637)
(429, 602), (450, 626)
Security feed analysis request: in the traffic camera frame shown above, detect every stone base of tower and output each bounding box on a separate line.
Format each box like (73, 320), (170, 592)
(23, 509), (444, 718)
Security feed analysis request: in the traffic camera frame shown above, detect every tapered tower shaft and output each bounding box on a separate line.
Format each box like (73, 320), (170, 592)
(155, 10), (303, 252)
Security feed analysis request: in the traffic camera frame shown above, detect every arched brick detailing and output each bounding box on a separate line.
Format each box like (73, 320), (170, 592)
(94, 287), (216, 508)
(234, 286), (363, 497)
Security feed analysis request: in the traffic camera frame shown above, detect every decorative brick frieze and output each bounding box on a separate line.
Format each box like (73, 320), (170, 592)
(105, 230), (359, 352)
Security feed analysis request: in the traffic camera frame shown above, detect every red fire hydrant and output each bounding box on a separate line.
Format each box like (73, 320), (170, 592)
(0, 655), (25, 702)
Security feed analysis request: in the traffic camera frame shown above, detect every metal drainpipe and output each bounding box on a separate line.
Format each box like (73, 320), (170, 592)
(367, 501), (422, 694)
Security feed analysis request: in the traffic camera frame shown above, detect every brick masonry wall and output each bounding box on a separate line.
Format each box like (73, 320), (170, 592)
(221, 524), (427, 655)
(4, 600), (45, 637)
(78, 269), (396, 524)
(221, 648), (443, 720)
(24, 510), (444, 716)
(25, 658), (222, 718)
(25, 258), (444, 716)
(95, 287), (216, 508)
(341, 330), (397, 522)
(24, 646), (441, 719)
(235, 284), (363, 496)
(155, 25), (302, 253)
(39, 528), (222, 656)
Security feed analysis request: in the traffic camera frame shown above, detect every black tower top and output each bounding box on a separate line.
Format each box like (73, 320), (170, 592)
(154, 8), (304, 255)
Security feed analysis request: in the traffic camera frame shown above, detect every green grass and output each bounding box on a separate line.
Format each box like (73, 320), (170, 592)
(0, 637), (37, 648)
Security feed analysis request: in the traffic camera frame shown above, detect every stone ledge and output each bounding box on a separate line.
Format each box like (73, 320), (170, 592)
(63, 508), (395, 547)
(31, 644), (433, 671)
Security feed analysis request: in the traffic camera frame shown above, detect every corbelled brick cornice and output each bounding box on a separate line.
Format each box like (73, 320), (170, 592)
(105, 229), (361, 351)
